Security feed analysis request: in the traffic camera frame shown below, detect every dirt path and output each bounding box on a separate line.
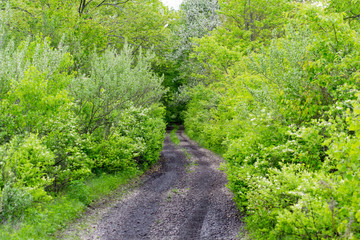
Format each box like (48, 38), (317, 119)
(67, 128), (243, 240)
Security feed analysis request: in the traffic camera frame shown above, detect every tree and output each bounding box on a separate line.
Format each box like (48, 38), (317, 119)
(173, 0), (220, 60)
(6, 0), (174, 68)
(71, 44), (165, 137)
(157, 0), (220, 122)
(189, 0), (296, 84)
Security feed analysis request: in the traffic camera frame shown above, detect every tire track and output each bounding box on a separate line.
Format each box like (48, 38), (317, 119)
(77, 128), (243, 240)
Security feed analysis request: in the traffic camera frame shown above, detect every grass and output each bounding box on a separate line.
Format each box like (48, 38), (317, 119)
(0, 169), (141, 240)
(185, 161), (199, 173)
(171, 188), (180, 194)
(181, 149), (198, 173)
(166, 192), (172, 202)
(166, 188), (186, 202)
(181, 148), (191, 160)
(169, 125), (180, 145)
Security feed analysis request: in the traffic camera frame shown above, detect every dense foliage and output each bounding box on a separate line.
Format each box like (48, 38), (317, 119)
(1, 0), (360, 238)
(0, 0), (169, 236)
(182, 0), (360, 238)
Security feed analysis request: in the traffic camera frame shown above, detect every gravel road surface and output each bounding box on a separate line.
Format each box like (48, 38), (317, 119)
(67, 128), (243, 240)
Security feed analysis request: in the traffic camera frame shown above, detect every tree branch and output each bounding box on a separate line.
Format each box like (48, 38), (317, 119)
(14, 7), (35, 17)
(344, 13), (360, 20)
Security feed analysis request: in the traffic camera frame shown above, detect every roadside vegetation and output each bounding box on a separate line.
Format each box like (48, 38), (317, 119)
(178, 0), (360, 239)
(1, 0), (360, 239)
(0, 0), (170, 238)
(0, 171), (139, 239)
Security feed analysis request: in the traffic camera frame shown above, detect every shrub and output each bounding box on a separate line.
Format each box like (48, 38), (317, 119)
(0, 185), (33, 222)
(0, 134), (54, 198)
(184, 84), (221, 149)
(71, 44), (165, 136)
(92, 134), (137, 173)
(116, 105), (166, 168)
(0, 37), (72, 100)
(183, 3), (360, 239)
(89, 104), (166, 172)
(43, 117), (92, 191)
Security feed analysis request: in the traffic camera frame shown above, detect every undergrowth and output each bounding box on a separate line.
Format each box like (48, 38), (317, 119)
(0, 169), (140, 240)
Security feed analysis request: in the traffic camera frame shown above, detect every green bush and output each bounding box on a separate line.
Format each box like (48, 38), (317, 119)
(71, 44), (165, 136)
(183, 2), (360, 239)
(184, 84), (223, 151)
(0, 37), (72, 101)
(245, 159), (360, 239)
(92, 134), (137, 173)
(43, 118), (92, 191)
(0, 134), (54, 201)
(0, 2), (168, 238)
(116, 105), (166, 168)
(0, 185), (33, 222)
(88, 104), (166, 172)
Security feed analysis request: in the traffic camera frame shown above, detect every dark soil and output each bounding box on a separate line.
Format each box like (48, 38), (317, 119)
(67, 129), (243, 240)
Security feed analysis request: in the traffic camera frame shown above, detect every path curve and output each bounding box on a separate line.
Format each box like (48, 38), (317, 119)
(88, 128), (242, 239)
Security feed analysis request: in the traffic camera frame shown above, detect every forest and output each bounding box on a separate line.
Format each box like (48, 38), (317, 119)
(0, 0), (359, 239)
